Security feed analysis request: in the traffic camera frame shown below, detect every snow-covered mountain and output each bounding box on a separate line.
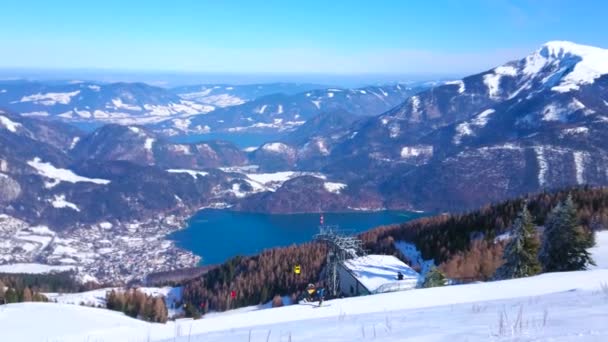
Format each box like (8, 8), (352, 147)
(71, 124), (248, 169)
(153, 84), (427, 135)
(171, 82), (328, 107)
(240, 41), (608, 212)
(0, 80), (214, 124)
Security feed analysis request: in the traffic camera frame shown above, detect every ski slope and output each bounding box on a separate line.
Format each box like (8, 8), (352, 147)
(2, 231), (608, 341)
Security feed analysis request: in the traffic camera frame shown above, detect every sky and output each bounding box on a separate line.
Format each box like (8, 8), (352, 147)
(0, 0), (607, 82)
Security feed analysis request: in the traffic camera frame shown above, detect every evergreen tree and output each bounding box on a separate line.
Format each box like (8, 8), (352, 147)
(5, 288), (18, 303)
(540, 195), (596, 272)
(494, 204), (541, 280)
(0, 280), (5, 300)
(423, 267), (447, 288)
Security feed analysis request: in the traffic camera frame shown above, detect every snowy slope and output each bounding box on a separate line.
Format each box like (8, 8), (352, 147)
(3, 269), (608, 341)
(3, 231), (607, 341)
(0, 80), (214, 124)
(0, 263), (74, 274)
(590, 230), (608, 269)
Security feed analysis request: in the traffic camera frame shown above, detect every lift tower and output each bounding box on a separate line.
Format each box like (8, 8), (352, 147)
(314, 214), (366, 297)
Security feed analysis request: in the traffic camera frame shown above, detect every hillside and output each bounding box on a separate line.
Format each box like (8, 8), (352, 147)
(237, 41), (608, 213)
(0, 80), (213, 124)
(179, 186), (608, 312)
(2, 242), (607, 341)
(153, 84), (426, 135)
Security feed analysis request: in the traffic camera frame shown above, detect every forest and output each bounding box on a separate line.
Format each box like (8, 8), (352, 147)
(181, 186), (608, 314)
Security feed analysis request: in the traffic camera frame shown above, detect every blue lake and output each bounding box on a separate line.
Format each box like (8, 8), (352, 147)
(68, 121), (281, 149)
(169, 210), (426, 265)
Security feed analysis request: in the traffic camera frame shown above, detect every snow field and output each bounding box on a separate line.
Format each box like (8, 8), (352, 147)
(3, 231), (607, 341)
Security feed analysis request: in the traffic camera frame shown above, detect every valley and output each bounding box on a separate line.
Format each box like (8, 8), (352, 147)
(4, 2), (608, 341)
(2, 40), (608, 287)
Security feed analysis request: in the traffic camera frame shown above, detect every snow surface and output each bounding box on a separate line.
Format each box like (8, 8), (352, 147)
(323, 181), (347, 194)
(341, 255), (419, 293)
(19, 90), (80, 105)
(534, 146), (549, 186)
(532, 41), (608, 92)
(0, 263), (74, 274)
(471, 108), (495, 127)
(245, 171), (298, 185)
(5, 232), (607, 342)
(4, 269), (608, 341)
(445, 80), (466, 93)
(484, 66), (517, 99)
(69, 137), (80, 150)
(453, 108), (495, 144)
(27, 157), (110, 187)
(49, 194), (80, 212)
(453, 122), (473, 144)
(44, 286), (183, 317)
(0, 115), (21, 132)
(315, 139), (330, 156)
(111, 98), (143, 111)
(21, 111), (50, 117)
(411, 95), (421, 116)
(171, 118), (191, 131)
(590, 230), (608, 269)
(573, 151), (588, 185)
(400, 145), (433, 159)
(255, 104), (268, 114)
(167, 169), (209, 179)
(261, 142), (291, 153)
(45, 288), (111, 307)
(144, 137), (155, 151)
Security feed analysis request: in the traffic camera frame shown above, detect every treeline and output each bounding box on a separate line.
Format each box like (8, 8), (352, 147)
(0, 270), (99, 293)
(180, 186), (608, 314)
(106, 289), (168, 323)
(0, 279), (48, 304)
(182, 243), (327, 314)
(360, 186), (608, 279)
(0, 271), (82, 305)
(145, 265), (216, 287)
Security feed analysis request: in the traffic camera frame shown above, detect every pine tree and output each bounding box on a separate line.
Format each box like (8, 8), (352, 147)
(5, 288), (18, 303)
(423, 267), (447, 288)
(540, 195), (596, 272)
(494, 204), (541, 280)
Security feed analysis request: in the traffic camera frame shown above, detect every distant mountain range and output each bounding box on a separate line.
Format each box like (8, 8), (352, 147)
(0, 80), (214, 125)
(171, 83), (327, 107)
(154, 84), (427, 135)
(4, 41), (608, 218)
(237, 41), (608, 212)
(3, 40), (608, 282)
(0, 80), (426, 135)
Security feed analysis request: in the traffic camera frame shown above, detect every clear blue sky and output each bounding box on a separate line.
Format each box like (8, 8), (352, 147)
(1, 0), (607, 75)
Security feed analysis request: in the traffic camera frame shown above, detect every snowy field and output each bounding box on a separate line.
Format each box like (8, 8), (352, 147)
(2, 231), (608, 341)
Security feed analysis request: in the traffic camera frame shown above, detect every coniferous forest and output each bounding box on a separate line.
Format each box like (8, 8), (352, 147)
(181, 186), (607, 314)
